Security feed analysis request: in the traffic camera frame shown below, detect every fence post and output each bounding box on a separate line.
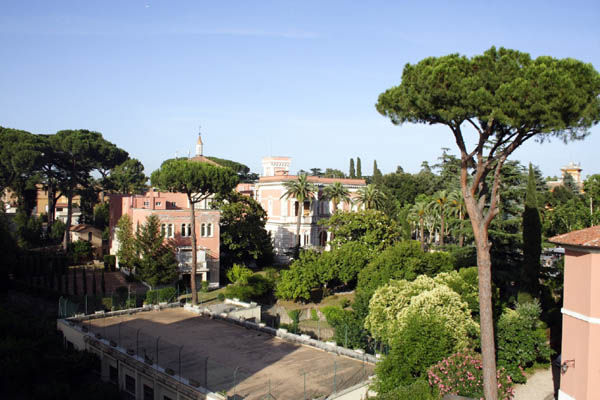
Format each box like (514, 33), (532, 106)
(155, 336), (161, 366)
(333, 359), (337, 393)
(178, 345), (184, 382)
(233, 366), (240, 397)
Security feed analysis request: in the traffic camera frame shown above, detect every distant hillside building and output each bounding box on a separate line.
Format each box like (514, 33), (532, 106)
(237, 156), (366, 262)
(547, 162), (584, 192)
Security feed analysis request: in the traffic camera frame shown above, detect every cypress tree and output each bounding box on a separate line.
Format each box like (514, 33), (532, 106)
(373, 160), (383, 185)
(356, 157), (362, 178)
(522, 163), (541, 296)
(349, 158), (356, 178)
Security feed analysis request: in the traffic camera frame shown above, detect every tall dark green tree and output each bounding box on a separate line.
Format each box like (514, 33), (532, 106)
(349, 158), (356, 178)
(522, 164), (542, 296)
(377, 47), (600, 399)
(135, 215), (178, 288)
(108, 158), (147, 194)
(356, 157), (362, 178)
(372, 160), (383, 185)
(151, 159), (238, 304)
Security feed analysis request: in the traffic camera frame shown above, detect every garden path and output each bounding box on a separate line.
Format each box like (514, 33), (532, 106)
(513, 367), (555, 400)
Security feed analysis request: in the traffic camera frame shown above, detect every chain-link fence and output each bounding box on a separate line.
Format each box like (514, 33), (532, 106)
(80, 312), (373, 400)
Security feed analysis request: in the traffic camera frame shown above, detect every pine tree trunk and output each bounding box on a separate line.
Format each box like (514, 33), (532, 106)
(63, 192), (73, 250)
(189, 194), (198, 305)
(464, 195), (498, 400)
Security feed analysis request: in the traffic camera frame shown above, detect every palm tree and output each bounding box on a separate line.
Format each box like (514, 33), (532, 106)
(281, 174), (317, 249)
(410, 201), (428, 249)
(449, 190), (466, 247)
(430, 190), (451, 246)
(355, 184), (386, 210)
(323, 182), (351, 214)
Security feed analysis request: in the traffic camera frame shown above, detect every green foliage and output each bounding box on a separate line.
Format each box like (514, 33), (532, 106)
(371, 379), (438, 400)
(310, 308), (319, 321)
(212, 191), (273, 268)
(115, 215), (136, 270)
(349, 158), (356, 179)
(372, 160), (383, 185)
(287, 309), (301, 324)
(319, 241), (372, 286)
(365, 276), (478, 349)
(323, 209), (400, 252)
(428, 351), (515, 399)
(92, 202), (109, 230)
(522, 164), (542, 295)
(14, 211), (43, 248)
(496, 300), (552, 384)
(158, 287), (177, 303)
(49, 219), (66, 244)
(224, 273), (274, 303)
(321, 306), (368, 349)
(206, 156), (258, 182)
(103, 254), (116, 271)
(107, 158), (147, 194)
(135, 215), (178, 287)
(354, 241), (453, 319)
(355, 184), (386, 210)
(69, 240), (92, 265)
(226, 263), (253, 285)
(275, 250), (321, 301)
(217, 293), (225, 301)
(356, 157), (362, 178)
(322, 182), (351, 213)
(373, 312), (458, 391)
(0, 208), (18, 287)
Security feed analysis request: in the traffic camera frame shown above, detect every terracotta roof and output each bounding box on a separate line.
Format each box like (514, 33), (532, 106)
(188, 155), (220, 166)
(69, 224), (96, 232)
(549, 225), (600, 248)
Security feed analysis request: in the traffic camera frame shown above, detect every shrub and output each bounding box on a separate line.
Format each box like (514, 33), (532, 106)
(428, 351), (514, 400)
(322, 306), (368, 349)
(103, 255), (116, 271)
(102, 297), (113, 311)
(113, 286), (129, 308)
(496, 300), (552, 383)
(340, 298), (351, 308)
(159, 287), (176, 303)
(224, 273), (273, 302)
(287, 309), (301, 325)
(217, 293), (225, 301)
(226, 264), (253, 285)
(70, 240), (92, 265)
(373, 312), (458, 392)
(145, 290), (159, 305)
(372, 379), (438, 400)
(310, 308), (319, 321)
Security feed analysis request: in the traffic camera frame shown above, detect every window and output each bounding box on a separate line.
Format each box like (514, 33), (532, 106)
(143, 384), (154, 400)
(125, 374), (136, 394)
(156, 201), (162, 206)
(181, 224), (187, 237)
(201, 223), (206, 237)
(167, 224), (173, 238)
(161, 224), (166, 236)
(143, 201), (149, 207)
(187, 224), (191, 237)
(303, 201), (310, 216)
(109, 365), (118, 384)
(206, 223), (212, 237)
(303, 233), (310, 246)
(281, 199), (288, 217)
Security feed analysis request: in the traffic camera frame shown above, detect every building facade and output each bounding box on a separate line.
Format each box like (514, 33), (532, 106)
(109, 191), (220, 287)
(550, 226), (600, 400)
(238, 156), (366, 262)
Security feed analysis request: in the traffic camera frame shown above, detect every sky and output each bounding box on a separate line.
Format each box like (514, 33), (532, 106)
(1, 0), (599, 179)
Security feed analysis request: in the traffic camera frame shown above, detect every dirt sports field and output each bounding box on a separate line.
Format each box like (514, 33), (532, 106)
(88, 307), (374, 399)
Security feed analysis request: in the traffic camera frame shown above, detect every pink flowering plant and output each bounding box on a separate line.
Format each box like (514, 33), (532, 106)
(427, 351), (514, 400)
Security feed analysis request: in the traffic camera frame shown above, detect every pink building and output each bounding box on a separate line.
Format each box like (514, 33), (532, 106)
(238, 156), (366, 262)
(109, 190), (221, 287)
(549, 226), (600, 400)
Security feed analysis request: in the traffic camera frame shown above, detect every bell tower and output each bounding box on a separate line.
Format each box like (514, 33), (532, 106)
(196, 126), (203, 156)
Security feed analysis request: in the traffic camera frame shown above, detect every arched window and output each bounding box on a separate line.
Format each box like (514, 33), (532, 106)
(181, 224), (187, 237)
(207, 223), (212, 237)
(187, 224), (192, 237)
(201, 223), (206, 237)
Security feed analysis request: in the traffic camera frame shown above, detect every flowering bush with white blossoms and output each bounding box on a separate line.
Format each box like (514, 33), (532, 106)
(427, 351), (514, 400)
(365, 275), (479, 348)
